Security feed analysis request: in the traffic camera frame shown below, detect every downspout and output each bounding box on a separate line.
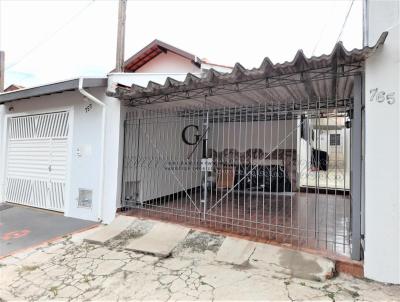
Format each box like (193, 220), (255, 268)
(78, 78), (106, 222)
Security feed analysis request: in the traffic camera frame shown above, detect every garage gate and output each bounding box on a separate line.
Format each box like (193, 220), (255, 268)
(121, 98), (354, 258)
(5, 111), (69, 212)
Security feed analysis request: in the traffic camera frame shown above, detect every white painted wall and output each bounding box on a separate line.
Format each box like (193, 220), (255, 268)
(122, 115), (300, 203)
(122, 112), (203, 203)
(208, 120), (297, 153)
(0, 88), (122, 224)
(0, 104), (6, 203)
(135, 51), (200, 73)
(364, 0), (400, 284)
(87, 88), (123, 224)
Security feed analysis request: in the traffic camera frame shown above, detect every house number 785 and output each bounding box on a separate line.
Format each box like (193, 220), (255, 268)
(85, 103), (93, 113)
(369, 88), (396, 105)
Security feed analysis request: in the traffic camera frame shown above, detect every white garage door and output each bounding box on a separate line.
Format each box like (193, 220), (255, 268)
(5, 111), (70, 212)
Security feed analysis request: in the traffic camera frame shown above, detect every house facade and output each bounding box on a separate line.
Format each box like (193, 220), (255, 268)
(0, 79), (122, 223)
(0, 0), (399, 284)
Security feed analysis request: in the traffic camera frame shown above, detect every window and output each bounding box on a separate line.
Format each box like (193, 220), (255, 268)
(330, 134), (341, 146)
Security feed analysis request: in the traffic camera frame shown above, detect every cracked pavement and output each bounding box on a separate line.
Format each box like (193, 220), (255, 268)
(0, 224), (399, 301)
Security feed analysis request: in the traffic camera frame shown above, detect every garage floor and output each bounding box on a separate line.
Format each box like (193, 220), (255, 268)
(0, 203), (97, 257)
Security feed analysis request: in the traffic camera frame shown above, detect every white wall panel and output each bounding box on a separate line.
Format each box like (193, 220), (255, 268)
(364, 0), (400, 284)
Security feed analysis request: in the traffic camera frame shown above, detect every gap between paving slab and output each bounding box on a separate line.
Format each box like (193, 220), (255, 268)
(84, 215), (136, 245)
(125, 222), (191, 257)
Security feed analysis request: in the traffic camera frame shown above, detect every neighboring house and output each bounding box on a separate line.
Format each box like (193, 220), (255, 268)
(4, 84), (24, 92)
(0, 1), (398, 285)
(0, 41), (229, 224)
(108, 39), (231, 89)
(117, 39), (232, 73)
(0, 78), (120, 223)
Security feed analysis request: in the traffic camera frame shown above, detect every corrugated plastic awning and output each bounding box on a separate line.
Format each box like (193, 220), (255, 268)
(113, 32), (387, 108)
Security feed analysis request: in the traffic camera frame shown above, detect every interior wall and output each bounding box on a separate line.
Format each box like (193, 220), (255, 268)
(208, 120), (297, 153)
(123, 112), (203, 203)
(123, 115), (300, 203)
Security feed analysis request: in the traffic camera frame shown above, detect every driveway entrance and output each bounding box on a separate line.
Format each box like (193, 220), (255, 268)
(0, 203), (96, 257)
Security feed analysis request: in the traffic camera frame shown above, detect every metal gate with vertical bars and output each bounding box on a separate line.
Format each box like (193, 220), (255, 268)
(5, 111), (69, 212)
(121, 98), (353, 257)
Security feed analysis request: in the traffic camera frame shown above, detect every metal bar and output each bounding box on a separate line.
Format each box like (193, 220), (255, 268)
(275, 101), (280, 239)
(306, 97), (310, 247)
(269, 101), (273, 239)
(202, 110), (209, 220)
(230, 106), (235, 232)
(325, 98), (330, 251)
(290, 99), (295, 246)
(334, 96), (338, 253)
(343, 114), (348, 254)
(122, 68), (364, 105)
(120, 119), (127, 206)
(351, 75), (362, 260)
(135, 117), (141, 203)
(207, 117), (306, 213)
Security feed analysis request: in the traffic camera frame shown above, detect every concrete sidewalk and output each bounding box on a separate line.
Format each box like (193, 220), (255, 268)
(84, 216), (335, 281)
(0, 221), (399, 301)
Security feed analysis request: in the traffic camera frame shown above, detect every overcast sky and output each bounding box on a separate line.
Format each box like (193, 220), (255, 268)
(0, 0), (362, 88)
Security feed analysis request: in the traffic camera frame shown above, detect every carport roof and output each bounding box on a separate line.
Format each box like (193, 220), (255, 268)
(0, 77), (107, 104)
(113, 32), (387, 109)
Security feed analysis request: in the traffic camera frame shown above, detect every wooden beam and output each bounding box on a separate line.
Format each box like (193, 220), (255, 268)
(115, 0), (127, 72)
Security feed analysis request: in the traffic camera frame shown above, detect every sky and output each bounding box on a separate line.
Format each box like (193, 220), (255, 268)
(0, 0), (363, 88)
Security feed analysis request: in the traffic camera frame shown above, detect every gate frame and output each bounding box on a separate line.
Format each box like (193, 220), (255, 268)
(121, 99), (360, 259)
(351, 74), (363, 260)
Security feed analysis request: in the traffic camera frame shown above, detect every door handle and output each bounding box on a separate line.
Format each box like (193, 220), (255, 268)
(48, 165), (52, 172)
